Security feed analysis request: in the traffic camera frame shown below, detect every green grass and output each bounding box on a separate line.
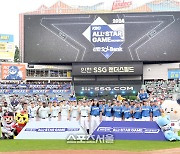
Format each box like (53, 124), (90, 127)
(0, 140), (180, 152)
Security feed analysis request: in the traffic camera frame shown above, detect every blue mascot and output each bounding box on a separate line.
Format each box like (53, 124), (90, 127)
(156, 115), (180, 141)
(6, 66), (22, 80)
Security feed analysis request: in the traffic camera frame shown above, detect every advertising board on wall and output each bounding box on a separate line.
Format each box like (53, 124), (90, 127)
(0, 34), (15, 60)
(1, 63), (26, 80)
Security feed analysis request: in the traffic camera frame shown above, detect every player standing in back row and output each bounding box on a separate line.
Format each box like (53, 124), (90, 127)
(79, 100), (90, 134)
(70, 100), (79, 121)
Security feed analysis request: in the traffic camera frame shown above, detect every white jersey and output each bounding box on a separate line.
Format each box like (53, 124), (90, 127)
(2, 106), (9, 113)
(28, 106), (38, 118)
(71, 106), (79, 118)
(51, 106), (60, 117)
(38, 107), (50, 118)
(80, 106), (90, 117)
(61, 105), (70, 116)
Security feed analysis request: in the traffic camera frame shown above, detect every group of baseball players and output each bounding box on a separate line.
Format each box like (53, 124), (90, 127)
(0, 95), (164, 134)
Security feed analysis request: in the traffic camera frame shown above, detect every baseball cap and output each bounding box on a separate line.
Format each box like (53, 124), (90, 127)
(94, 98), (98, 101)
(125, 101), (129, 105)
(150, 101), (154, 103)
(82, 100), (87, 103)
(154, 100), (158, 103)
(107, 100), (112, 103)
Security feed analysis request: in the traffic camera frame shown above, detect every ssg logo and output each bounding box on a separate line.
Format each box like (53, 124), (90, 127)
(83, 17), (125, 59)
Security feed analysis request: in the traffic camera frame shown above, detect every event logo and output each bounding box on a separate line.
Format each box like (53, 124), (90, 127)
(83, 17), (124, 59)
(97, 127), (160, 134)
(25, 128), (80, 132)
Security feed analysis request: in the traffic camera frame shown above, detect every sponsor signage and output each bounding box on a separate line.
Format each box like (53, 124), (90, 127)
(112, 0), (132, 10)
(0, 34), (15, 60)
(0, 34), (14, 42)
(74, 84), (141, 95)
(75, 85), (136, 92)
(0, 89), (71, 95)
(92, 121), (166, 140)
(72, 63), (143, 76)
(1, 64), (26, 80)
(16, 121), (86, 139)
(168, 69), (180, 79)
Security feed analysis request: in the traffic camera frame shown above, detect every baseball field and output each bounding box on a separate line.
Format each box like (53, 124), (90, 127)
(0, 137), (180, 154)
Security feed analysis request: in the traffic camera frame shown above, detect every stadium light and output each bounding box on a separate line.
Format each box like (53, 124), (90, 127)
(110, 91), (114, 94)
(80, 91), (83, 95)
(121, 91), (125, 94)
(90, 91), (93, 94)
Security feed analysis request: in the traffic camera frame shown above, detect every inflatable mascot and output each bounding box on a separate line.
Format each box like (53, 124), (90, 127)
(156, 115), (180, 141)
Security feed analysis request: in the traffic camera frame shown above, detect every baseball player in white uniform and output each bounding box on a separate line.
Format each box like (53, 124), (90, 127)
(79, 100), (90, 134)
(50, 101), (60, 121)
(28, 101), (38, 122)
(2, 102), (9, 114)
(37, 102), (51, 121)
(70, 100), (79, 121)
(60, 100), (70, 121)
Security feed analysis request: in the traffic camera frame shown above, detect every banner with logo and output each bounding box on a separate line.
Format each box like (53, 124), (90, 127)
(0, 84), (71, 90)
(0, 89), (71, 95)
(16, 121), (86, 139)
(92, 121), (166, 141)
(1, 64), (26, 80)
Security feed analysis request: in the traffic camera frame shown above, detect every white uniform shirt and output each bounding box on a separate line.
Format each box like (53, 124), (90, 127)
(2, 106), (9, 114)
(51, 106), (60, 117)
(80, 106), (90, 117)
(71, 106), (79, 118)
(28, 106), (38, 118)
(38, 107), (50, 118)
(61, 105), (70, 116)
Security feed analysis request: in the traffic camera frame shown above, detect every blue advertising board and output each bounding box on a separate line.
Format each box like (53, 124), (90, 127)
(168, 69), (180, 79)
(92, 121), (166, 141)
(0, 34), (14, 42)
(0, 89), (71, 95)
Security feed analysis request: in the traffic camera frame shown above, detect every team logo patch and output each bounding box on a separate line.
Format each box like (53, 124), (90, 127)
(83, 17), (125, 59)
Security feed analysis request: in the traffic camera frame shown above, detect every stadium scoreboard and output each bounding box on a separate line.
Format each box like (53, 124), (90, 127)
(24, 12), (180, 63)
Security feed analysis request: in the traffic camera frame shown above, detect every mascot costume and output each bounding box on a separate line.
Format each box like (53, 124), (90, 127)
(1, 112), (15, 139)
(14, 111), (28, 136)
(161, 100), (180, 134)
(156, 115), (180, 141)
